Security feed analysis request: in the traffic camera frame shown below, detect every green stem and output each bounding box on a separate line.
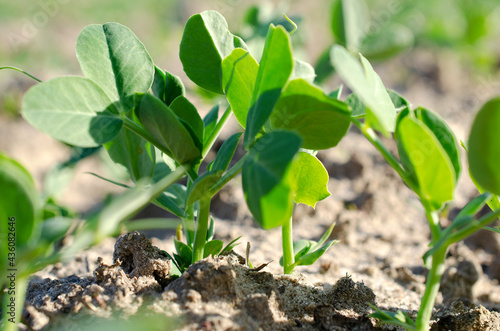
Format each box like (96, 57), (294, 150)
(354, 119), (418, 193)
(0, 66), (42, 82)
(208, 154), (248, 196)
(192, 199), (211, 263)
(446, 209), (500, 245)
(1, 276), (28, 331)
(424, 202), (442, 242)
(415, 247), (447, 331)
(202, 105), (233, 160)
(282, 216), (295, 274)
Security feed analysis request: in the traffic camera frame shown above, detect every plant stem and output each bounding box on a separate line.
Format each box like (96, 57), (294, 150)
(424, 202), (442, 242)
(415, 247), (447, 331)
(202, 105), (233, 160)
(282, 216), (295, 274)
(353, 119), (418, 193)
(191, 199), (211, 263)
(1, 276), (28, 331)
(208, 154), (248, 196)
(413, 202), (444, 330)
(0, 66), (42, 82)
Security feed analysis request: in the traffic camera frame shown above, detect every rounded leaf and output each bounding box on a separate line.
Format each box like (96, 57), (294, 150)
(468, 97), (500, 196)
(271, 79), (351, 150)
(290, 152), (330, 207)
(396, 115), (456, 210)
(222, 48), (259, 128)
(0, 155), (40, 246)
(76, 23), (154, 110)
(242, 131), (301, 229)
(22, 77), (122, 147)
(180, 11), (236, 94)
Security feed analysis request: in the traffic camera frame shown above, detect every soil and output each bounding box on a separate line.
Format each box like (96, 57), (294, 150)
(3, 48), (500, 330)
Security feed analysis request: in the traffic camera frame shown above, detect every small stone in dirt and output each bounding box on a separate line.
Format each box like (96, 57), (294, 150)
(113, 232), (172, 287)
(441, 259), (480, 305)
(326, 275), (376, 313)
(432, 304), (500, 331)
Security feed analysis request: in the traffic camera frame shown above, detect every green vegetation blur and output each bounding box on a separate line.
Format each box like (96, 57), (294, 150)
(1, 0), (500, 116)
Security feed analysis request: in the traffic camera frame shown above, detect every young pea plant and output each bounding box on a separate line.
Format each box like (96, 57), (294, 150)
(0, 153), (180, 331)
(330, 45), (500, 331)
(15, 10), (349, 276)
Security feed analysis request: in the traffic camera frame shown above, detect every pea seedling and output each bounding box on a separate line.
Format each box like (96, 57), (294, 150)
(8, 11), (352, 277)
(331, 45), (500, 331)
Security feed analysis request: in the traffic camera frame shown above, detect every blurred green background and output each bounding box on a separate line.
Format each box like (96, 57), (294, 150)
(1, 0), (499, 104)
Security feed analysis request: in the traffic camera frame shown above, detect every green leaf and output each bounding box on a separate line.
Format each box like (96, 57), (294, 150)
(244, 25), (294, 148)
(104, 128), (156, 183)
(290, 152), (330, 207)
(222, 48), (259, 128)
(295, 239), (338, 266)
(387, 89), (410, 110)
(331, 0), (368, 52)
(330, 45), (396, 135)
(453, 193), (491, 227)
(280, 240), (312, 266)
(290, 59), (316, 84)
(345, 93), (366, 118)
(468, 97), (500, 196)
(155, 197), (185, 218)
(186, 172), (223, 206)
(0, 155), (40, 246)
(76, 23), (154, 110)
(220, 236), (241, 254)
(347, 89), (408, 119)
(152, 67), (185, 106)
(203, 240), (224, 258)
(369, 308), (416, 330)
(310, 223), (336, 252)
(242, 131), (301, 229)
(22, 77), (122, 147)
(209, 132), (243, 172)
(203, 104), (219, 145)
(135, 93), (201, 165)
(164, 71), (185, 106)
(396, 114), (456, 210)
(180, 10), (237, 94)
(329, 86), (343, 100)
(169, 96), (204, 144)
(39, 217), (73, 243)
(174, 239), (193, 268)
(414, 107), (461, 182)
(270, 79), (351, 150)
(206, 217), (215, 241)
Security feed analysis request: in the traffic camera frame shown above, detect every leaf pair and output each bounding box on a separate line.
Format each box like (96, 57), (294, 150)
(395, 108), (460, 210)
(180, 10), (247, 94)
(242, 132), (331, 229)
(22, 23), (155, 148)
(222, 31), (350, 151)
